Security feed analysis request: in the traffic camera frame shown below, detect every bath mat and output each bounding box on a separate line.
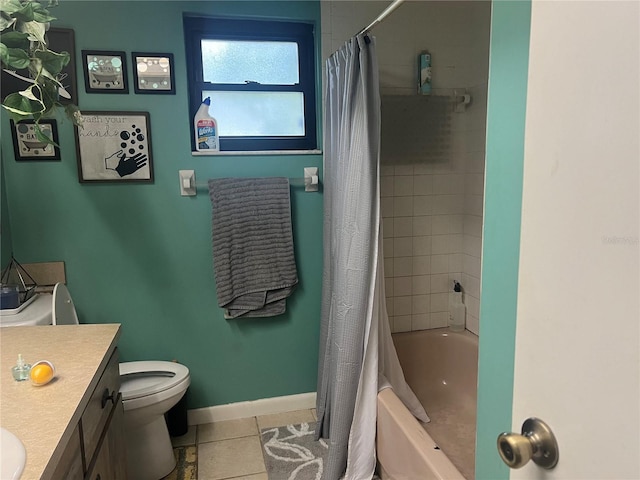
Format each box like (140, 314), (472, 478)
(162, 445), (197, 480)
(260, 422), (328, 480)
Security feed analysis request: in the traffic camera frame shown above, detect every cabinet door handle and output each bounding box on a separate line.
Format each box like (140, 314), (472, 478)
(101, 388), (115, 409)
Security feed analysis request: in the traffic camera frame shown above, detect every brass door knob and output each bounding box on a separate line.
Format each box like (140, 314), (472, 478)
(497, 418), (559, 469)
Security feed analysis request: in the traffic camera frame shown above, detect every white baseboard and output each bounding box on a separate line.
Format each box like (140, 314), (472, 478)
(187, 392), (317, 425)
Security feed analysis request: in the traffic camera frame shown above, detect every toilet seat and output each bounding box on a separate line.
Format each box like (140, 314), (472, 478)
(52, 283), (79, 325)
(119, 361), (190, 401)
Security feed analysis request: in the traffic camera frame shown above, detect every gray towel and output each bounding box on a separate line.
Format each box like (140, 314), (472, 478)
(208, 177), (298, 318)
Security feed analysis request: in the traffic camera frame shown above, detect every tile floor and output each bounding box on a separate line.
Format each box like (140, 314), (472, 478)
(165, 408), (317, 480)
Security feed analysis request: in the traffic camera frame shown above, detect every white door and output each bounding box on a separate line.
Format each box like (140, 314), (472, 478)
(510, 1), (639, 478)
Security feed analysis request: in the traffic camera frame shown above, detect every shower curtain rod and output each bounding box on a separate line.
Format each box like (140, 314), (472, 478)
(356, 0), (405, 36)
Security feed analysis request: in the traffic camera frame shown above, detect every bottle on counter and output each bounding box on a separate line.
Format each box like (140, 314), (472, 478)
(12, 354), (31, 381)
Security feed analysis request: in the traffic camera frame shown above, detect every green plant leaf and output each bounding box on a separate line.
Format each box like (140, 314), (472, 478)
(34, 48), (68, 75)
(11, 1), (36, 22)
(0, 15), (16, 30)
(0, 30), (30, 49)
(2, 91), (44, 119)
(18, 19), (45, 43)
(33, 121), (57, 147)
(0, 0), (24, 15)
(2, 46), (29, 68)
(64, 102), (82, 127)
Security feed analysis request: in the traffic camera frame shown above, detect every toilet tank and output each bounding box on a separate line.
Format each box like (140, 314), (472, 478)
(0, 294), (53, 327)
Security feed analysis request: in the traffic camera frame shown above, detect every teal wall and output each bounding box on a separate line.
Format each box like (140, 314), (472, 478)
(475, 1), (531, 479)
(0, 1), (323, 409)
(1, 150), (13, 269)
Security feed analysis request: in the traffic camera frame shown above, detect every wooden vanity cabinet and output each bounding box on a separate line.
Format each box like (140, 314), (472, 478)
(51, 348), (127, 480)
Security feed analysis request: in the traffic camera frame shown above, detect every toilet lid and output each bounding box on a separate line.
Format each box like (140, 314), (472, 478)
(119, 361), (190, 400)
(52, 283), (79, 325)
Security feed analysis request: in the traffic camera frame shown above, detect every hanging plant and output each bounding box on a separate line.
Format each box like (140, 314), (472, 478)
(0, 0), (81, 144)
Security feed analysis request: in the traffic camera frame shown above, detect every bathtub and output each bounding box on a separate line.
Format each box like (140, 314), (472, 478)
(377, 328), (479, 480)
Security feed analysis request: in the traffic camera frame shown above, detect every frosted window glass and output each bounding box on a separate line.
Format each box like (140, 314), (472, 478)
(201, 40), (299, 85)
(204, 91), (305, 136)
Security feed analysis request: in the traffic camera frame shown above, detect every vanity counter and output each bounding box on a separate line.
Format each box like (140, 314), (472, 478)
(0, 324), (121, 480)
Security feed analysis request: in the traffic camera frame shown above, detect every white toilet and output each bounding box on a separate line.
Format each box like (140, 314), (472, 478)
(6, 283), (191, 480)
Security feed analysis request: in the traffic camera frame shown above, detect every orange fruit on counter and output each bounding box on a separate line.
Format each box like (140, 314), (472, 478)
(30, 361), (55, 386)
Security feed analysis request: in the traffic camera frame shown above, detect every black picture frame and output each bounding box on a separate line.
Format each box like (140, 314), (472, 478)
(75, 111), (153, 183)
(10, 119), (61, 161)
(132, 52), (175, 95)
(1, 28), (78, 105)
(82, 50), (128, 93)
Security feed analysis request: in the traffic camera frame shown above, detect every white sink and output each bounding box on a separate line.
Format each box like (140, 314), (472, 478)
(0, 427), (25, 479)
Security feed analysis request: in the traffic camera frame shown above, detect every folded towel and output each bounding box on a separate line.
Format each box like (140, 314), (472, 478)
(208, 177), (298, 318)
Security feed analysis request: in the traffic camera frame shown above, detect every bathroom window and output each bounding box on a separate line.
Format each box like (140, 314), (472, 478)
(183, 16), (317, 152)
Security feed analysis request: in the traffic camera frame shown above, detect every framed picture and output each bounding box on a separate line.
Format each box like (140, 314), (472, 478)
(10, 120), (61, 161)
(132, 52), (175, 94)
(82, 50), (128, 93)
(2, 28), (77, 105)
(75, 112), (153, 183)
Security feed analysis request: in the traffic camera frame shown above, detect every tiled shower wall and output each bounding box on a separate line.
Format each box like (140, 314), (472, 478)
(321, 1), (491, 335)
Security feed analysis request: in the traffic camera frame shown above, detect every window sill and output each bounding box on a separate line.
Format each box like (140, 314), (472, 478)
(192, 149), (322, 156)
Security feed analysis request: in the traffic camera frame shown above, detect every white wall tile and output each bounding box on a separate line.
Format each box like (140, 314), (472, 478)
(384, 258), (394, 278)
(394, 196), (414, 217)
(413, 216), (432, 236)
(413, 196), (432, 216)
(385, 277), (394, 296)
(464, 293), (480, 320)
(413, 256), (431, 275)
(393, 277), (413, 296)
(431, 312), (449, 328)
(394, 257), (413, 276)
(393, 217), (413, 237)
(450, 215), (464, 234)
(383, 218), (394, 238)
(412, 294), (430, 314)
(381, 176), (394, 197)
(394, 296), (412, 316)
(383, 238), (394, 258)
(412, 314), (431, 331)
(393, 176), (414, 196)
(431, 254), (449, 274)
(432, 215), (450, 235)
(394, 165), (414, 176)
(449, 253), (463, 273)
(412, 275), (431, 295)
(463, 234), (482, 258)
(413, 175), (433, 195)
(412, 236), (432, 256)
(431, 235), (451, 255)
(463, 215), (483, 237)
(465, 173), (485, 196)
(430, 293), (449, 312)
(464, 194), (484, 216)
(394, 237), (413, 257)
(463, 254), (482, 278)
(466, 315), (479, 335)
(394, 315), (412, 333)
(433, 194), (465, 215)
(431, 274), (450, 294)
(381, 197), (394, 218)
(461, 273), (481, 299)
(381, 165), (395, 177)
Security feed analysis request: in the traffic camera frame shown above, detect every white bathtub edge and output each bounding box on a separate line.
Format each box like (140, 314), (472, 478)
(377, 388), (465, 480)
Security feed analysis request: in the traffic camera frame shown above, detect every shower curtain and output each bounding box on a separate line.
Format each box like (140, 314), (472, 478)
(316, 34), (429, 480)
